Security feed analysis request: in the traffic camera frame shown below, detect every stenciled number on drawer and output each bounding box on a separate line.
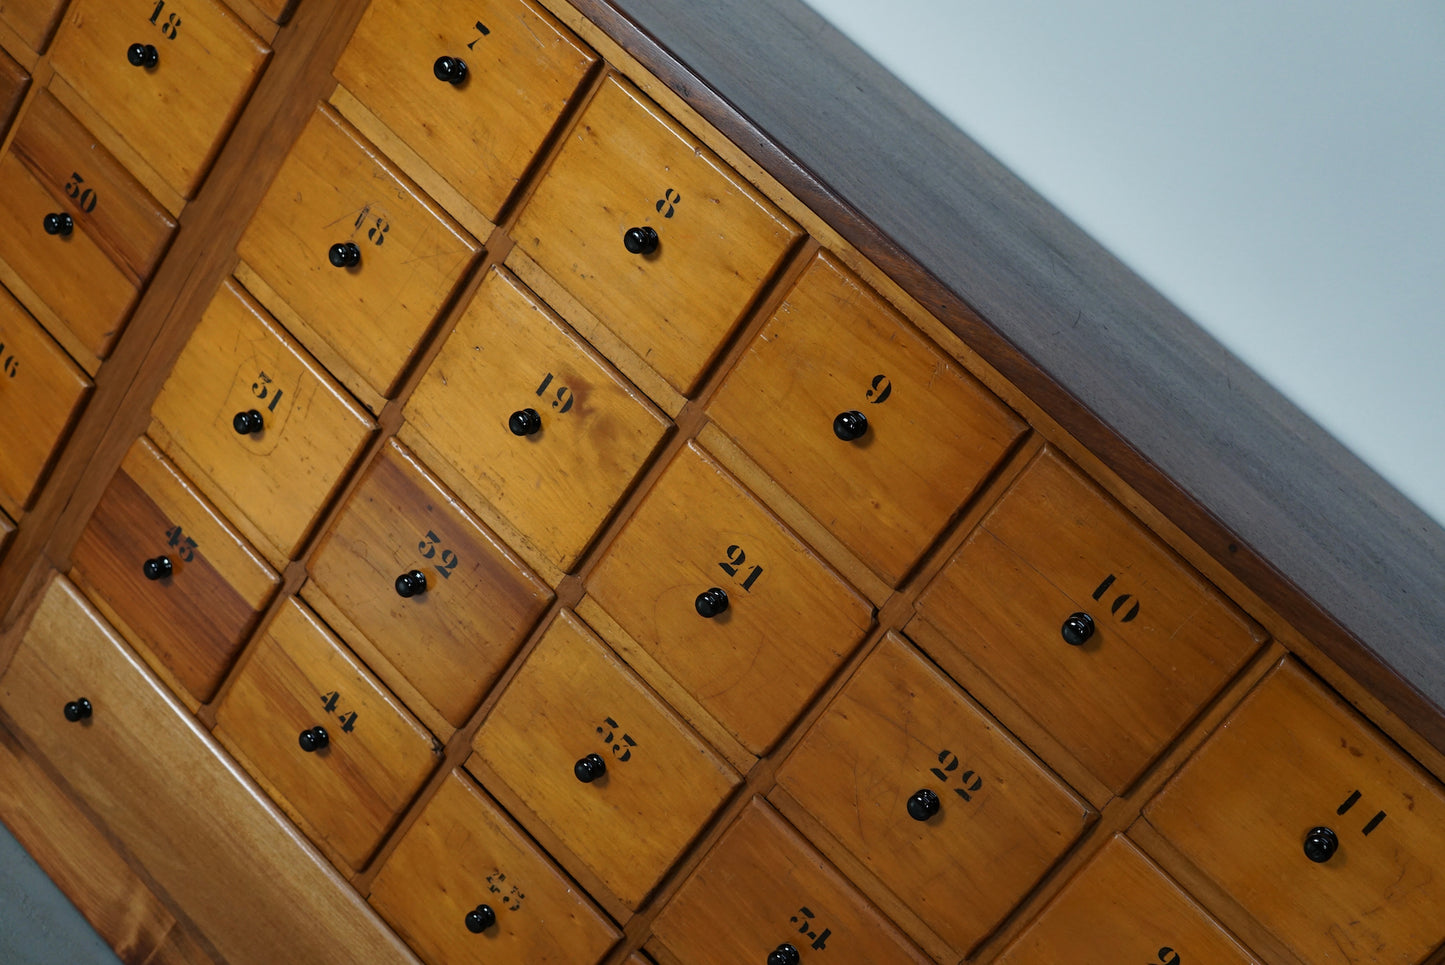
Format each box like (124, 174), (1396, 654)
(1091, 573), (1140, 623)
(465, 20), (491, 50)
(147, 1), (182, 39)
(1336, 788), (1388, 836)
(534, 373), (574, 414)
(319, 691), (359, 733)
(865, 374), (892, 404)
(417, 530), (461, 579)
(0, 339), (17, 378)
(1153, 948), (1181, 965)
(788, 906), (832, 951)
(655, 188), (681, 219)
(718, 544), (763, 591)
(596, 716), (637, 762)
(64, 172), (99, 213)
(930, 749), (984, 802)
(354, 205), (389, 247)
(251, 372), (286, 413)
(164, 525), (198, 562)
(485, 869), (525, 912)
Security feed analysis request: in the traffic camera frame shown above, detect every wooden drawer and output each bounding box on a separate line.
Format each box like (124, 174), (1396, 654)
(405, 267), (671, 570)
(470, 609), (739, 909)
(149, 279), (375, 563)
(334, 0), (596, 221)
(70, 436), (280, 703)
(653, 798), (929, 965)
(993, 835), (1261, 964)
(0, 285), (90, 517)
(513, 74), (803, 395)
(237, 103), (480, 402)
(48, 0), (270, 198)
(0, 507), (13, 555)
(369, 768), (622, 965)
(709, 250), (1026, 585)
(214, 597), (441, 871)
(0, 577), (422, 964)
(0, 47), (26, 134)
(306, 438), (553, 730)
(1143, 658), (1445, 965)
(588, 442), (873, 757)
(912, 446), (1266, 794)
(774, 633), (1091, 957)
(0, 0), (68, 52)
(252, 0), (295, 23)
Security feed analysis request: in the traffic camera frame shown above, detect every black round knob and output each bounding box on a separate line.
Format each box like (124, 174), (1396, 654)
(394, 569), (428, 598)
(695, 587), (729, 618)
(464, 904), (496, 934)
(574, 752), (606, 783)
(832, 410), (868, 441)
(1303, 826), (1339, 863)
(433, 55), (468, 85)
(232, 409), (264, 435)
(1061, 612), (1095, 646)
(142, 556), (173, 581)
(622, 226), (659, 255)
(906, 788), (941, 822)
(508, 408), (542, 436)
(328, 241), (361, 268)
(42, 212), (74, 237)
(126, 43), (159, 68)
(767, 944), (800, 965)
(298, 726), (329, 752)
(63, 698), (93, 723)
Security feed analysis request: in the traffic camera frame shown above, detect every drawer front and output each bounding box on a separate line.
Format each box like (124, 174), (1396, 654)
(0, 286), (90, 515)
(514, 74), (802, 395)
(1143, 659), (1445, 965)
(150, 279), (375, 562)
(993, 836), (1261, 964)
(369, 768), (621, 965)
(0, 47), (26, 134)
(70, 436), (280, 702)
(0, 577), (422, 964)
(775, 634), (1091, 956)
(307, 438), (553, 729)
(214, 597), (441, 871)
(0, 0), (69, 52)
(405, 267), (671, 570)
(588, 442), (874, 756)
(237, 104), (480, 401)
(653, 798), (929, 965)
(709, 251), (1026, 585)
(334, 0), (596, 221)
(470, 609), (739, 909)
(49, 0), (270, 198)
(912, 446), (1265, 794)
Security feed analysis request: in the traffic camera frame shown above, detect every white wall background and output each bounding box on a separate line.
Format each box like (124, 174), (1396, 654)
(800, 0), (1445, 527)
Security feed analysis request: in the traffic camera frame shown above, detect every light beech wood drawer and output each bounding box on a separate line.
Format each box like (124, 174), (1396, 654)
(48, 0), (270, 198)
(334, 0), (596, 221)
(214, 597), (442, 872)
(709, 250), (1026, 586)
(993, 835), (1261, 964)
(0, 47), (26, 132)
(587, 442), (874, 757)
(369, 768), (622, 965)
(0, 576), (422, 964)
(237, 103), (480, 403)
(0, 0), (69, 52)
(470, 609), (739, 909)
(306, 438), (553, 730)
(912, 445), (1266, 794)
(513, 73), (803, 395)
(774, 633), (1092, 958)
(1143, 658), (1445, 965)
(405, 267), (671, 570)
(653, 798), (930, 965)
(70, 436), (280, 703)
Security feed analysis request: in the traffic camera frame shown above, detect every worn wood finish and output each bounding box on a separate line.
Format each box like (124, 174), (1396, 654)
(775, 633), (1093, 957)
(306, 438), (553, 729)
(237, 103), (480, 400)
(0, 45), (25, 134)
(1144, 658), (1445, 964)
(334, 0), (597, 222)
(213, 597), (441, 872)
(369, 768), (622, 965)
(0, 286), (90, 515)
(0, 577), (422, 964)
(471, 609), (739, 909)
(405, 267), (672, 570)
(514, 73), (802, 394)
(653, 797), (930, 965)
(48, 0), (270, 198)
(0, 0), (65, 53)
(149, 278), (375, 562)
(588, 442), (874, 756)
(913, 446), (1267, 794)
(709, 249), (1027, 585)
(70, 436), (279, 703)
